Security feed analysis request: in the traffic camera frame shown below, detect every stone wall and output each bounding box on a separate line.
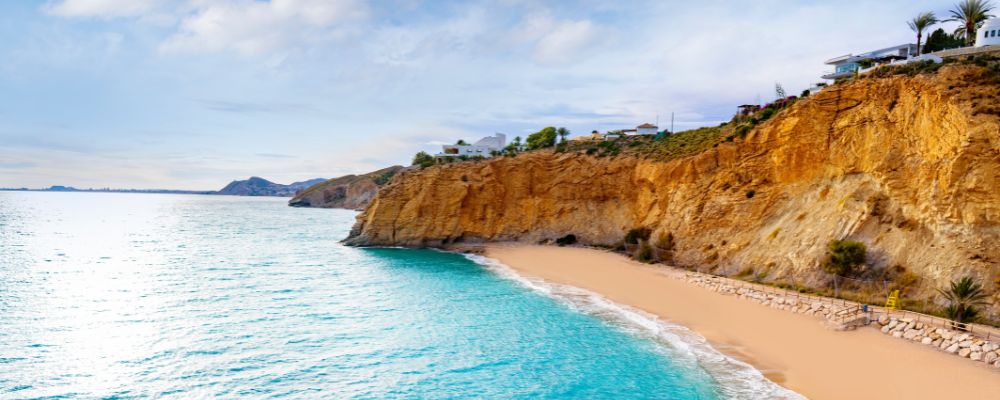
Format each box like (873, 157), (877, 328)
(684, 273), (1000, 369)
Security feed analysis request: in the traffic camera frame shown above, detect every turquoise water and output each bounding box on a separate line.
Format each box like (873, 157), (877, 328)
(0, 192), (798, 399)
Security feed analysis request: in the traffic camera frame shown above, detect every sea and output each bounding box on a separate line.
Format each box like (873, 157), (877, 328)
(0, 192), (801, 399)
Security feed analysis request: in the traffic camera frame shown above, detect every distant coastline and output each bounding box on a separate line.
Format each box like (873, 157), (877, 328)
(0, 175), (327, 198)
(0, 186), (217, 195)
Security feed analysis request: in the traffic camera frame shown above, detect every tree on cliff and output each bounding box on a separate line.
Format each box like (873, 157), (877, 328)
(556, 127), (570, 143)
(923, 28), (966, 52)
(412, 151), (435, 169)
(526, 127), (558, 150)
(939, 276), (990, 324)
(822, 240), (866, 276)
(946, 0), (994, 46)
(907, 11), (939, 55)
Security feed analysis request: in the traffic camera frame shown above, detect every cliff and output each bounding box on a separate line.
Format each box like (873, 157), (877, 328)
(216, 177), (326, 197)
(345, 64), (1000, 310)
(288, 166), (403, 209)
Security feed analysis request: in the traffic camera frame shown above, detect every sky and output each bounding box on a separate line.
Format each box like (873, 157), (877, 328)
(0, 0), (969, 190)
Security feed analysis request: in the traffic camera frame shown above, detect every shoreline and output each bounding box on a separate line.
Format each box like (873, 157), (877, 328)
(482, 244), (1000, 400)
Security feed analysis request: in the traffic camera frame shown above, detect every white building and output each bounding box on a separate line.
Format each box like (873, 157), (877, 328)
(636, 123), (658, 135)
(976, 18), (1000, 47)
(822, 43), (918, 81)
(437, 133), (506, 158)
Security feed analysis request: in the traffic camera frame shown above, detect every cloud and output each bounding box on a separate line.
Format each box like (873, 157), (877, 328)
(43, 0), (161, 18)
(255, 152), (297, 159)
(195, 99), (318, 114)
(511, 13), (602, 66)
(159, 0), (368, 55)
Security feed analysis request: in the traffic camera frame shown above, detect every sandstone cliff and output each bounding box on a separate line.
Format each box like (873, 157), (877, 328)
(288, 166), (403, 209)
(345, 65), (1000, 310)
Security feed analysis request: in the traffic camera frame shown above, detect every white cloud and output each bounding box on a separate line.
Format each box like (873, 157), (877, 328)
(511, 13), (602, 66)
(533, 20), (597, 65)
(43, 0), (161, 18)
(160, 0), (367, 55)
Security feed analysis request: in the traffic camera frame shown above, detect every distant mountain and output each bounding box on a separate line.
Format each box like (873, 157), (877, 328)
(288, 166), (404, 209)
(215, 176), (326, 197)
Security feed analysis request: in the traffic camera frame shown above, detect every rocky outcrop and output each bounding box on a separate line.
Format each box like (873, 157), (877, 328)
(288, 166), (403, 209)
(345, 65), (1000, 311)
(216, 177), (326, 197)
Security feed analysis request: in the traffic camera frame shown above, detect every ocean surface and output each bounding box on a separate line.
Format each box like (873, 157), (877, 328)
(0, 192), (798, 399)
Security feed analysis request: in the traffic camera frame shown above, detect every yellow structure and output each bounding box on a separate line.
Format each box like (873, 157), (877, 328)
(885, 289), (900, 310)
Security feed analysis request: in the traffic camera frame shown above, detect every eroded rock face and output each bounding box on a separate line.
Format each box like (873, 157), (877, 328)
(345, 65), (1000, 309)
(288, 166), (403, 209)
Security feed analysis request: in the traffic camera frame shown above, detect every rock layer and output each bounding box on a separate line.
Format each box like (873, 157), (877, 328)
(345, 65), (1000, 310)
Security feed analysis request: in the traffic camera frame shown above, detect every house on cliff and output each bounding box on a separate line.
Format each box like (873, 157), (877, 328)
(636, 123), (658, 135)
(437, 133), (506, 159)
(822, 43), (917, 81)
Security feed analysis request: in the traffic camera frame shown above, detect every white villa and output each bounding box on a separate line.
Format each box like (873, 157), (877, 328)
(437, 133), (506, 158)
(636, 123), (658, 135)
(977, 18), (1000, 47)
(822, 43), (918, 81)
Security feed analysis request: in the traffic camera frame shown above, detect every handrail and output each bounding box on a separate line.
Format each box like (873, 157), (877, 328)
(684, 271), (1000, 342)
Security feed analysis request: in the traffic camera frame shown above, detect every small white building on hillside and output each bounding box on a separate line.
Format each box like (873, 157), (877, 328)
(636, 123), (658, 135)
(977, 18), (1000, 47)
(437, 133), (506, 158)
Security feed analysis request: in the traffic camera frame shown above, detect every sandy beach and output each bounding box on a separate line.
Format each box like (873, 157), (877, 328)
(485, 244), (1000, 400)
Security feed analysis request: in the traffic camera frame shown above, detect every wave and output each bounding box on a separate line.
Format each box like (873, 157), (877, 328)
(464, 253), (806, 400)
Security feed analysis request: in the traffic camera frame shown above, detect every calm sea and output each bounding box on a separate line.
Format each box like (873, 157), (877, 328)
(0, 192), (799, 399)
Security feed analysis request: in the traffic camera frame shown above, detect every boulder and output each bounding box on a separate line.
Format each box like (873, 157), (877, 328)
(959, 348), (972, 358)
(921, 337), (933, 345)
(984, 351), (998, 364)
(881, 325), (892, 333)
(946, 343), (960, 353)
(970, 351), (982, 361)
(971, 344), (982, 352)
(959, 340), (973, 348)
(877, 315), (889, 325)
(892, 331), (903, 338)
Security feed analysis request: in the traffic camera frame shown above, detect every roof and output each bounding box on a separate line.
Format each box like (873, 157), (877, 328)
(637, 123), (657, 128)
(825, 43), (916, 65)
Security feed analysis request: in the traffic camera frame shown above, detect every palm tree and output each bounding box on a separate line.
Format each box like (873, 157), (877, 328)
(946, 0), (995, 46)
(908, 12), (939, 55)
(556, 127), (569, 143)
(938, 276), (991, 325)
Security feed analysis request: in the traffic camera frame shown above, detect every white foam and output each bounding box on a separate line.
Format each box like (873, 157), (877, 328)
(464, 253), (807, 400)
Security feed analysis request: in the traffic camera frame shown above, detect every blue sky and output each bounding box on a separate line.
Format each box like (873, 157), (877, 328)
(0, 0), (963, 189)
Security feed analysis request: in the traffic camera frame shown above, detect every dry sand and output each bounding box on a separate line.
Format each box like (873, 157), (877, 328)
(484, 244), (1000, 400)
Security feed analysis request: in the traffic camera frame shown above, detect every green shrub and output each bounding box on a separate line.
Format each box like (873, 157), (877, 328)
(411, 151), (435, 169)
(822, 240), (866, 276)
(372, 170), (397, 185)
(525, 127), (558, 150)
(735, 124), (752, 138)
(757, 108), (776, 121)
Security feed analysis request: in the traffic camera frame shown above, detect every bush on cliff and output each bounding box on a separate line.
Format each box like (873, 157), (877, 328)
(526, 127), (558, 150)
(412, 151), (435, 169)
(822, 240), (867, 276)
